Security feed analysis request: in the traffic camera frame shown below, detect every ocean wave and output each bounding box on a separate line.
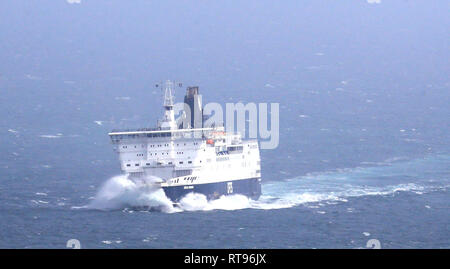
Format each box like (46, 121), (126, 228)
(76, 155), (449, 213)
(80, 175), (176, 213)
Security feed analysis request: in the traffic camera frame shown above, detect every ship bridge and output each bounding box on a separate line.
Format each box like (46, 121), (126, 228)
(108, 126), (226, 143)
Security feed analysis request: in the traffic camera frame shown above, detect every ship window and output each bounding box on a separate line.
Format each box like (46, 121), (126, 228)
(168, 162), (173, 165)
(179, 161), (183, 164)
(188, 161), (192, 164)
(126, 164), (131, 167)
(135, 164), (139, 166)
(146, 163), (150, 166)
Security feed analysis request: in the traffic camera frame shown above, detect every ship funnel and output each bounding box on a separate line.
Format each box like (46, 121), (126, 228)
(183, 86), (203, 129)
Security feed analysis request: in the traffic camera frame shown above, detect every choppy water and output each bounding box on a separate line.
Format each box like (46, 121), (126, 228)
(0, 153), (448, 248)
(0, 1), (449, 248)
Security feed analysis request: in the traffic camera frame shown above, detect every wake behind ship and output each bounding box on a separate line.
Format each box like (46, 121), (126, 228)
(108, 80), (261, 202)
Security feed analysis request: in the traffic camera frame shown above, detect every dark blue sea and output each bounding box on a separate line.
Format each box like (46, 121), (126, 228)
(0, 1), (448, 248)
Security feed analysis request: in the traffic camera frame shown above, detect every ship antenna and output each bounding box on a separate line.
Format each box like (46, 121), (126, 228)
(163, 80), (174, 108)
(156, 80), (183, 130)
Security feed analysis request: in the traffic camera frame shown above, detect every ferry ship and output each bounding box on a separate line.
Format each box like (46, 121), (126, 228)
(108, 81), (261, 202)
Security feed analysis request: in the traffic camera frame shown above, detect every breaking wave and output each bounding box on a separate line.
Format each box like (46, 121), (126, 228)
(78, 155), (449, 213)
(84, 175), (175, 213)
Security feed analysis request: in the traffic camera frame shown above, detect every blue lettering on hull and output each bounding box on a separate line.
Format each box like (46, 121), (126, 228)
(163, 177), (261, 202)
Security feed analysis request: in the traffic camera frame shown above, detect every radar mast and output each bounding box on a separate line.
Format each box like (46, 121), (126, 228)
(157, 80), (181, 130)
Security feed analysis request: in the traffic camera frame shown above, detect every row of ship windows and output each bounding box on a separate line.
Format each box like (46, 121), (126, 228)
(125, 159), (258, 168)
(135, 146), (249, 158)
(123, 142), (200, 149)
(121, 143), (254, 150)
(135, 152), (184, 157)
(126, 160), (193, 167)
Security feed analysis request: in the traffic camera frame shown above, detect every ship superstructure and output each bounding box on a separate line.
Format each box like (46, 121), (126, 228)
(108, 80), (261, 202)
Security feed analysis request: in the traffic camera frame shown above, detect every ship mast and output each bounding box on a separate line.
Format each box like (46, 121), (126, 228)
(158, 80), (180, 130)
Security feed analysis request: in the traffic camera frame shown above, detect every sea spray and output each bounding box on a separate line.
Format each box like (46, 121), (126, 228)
(178, 193), (251, 211)
(79, 156), (446, 213)
(82, 175), (432, 213)
(87, 174), (176, 212)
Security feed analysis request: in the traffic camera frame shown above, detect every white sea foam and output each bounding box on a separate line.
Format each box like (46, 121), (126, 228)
(76, 178), (434, 213)
(179, 193), (251, 211)
(85, 175), (176, 213)
(39, 134), (63, 138)
(115, 96), (131, 101)
(77, 155), (448, 213)
(31, 200), (49, 205)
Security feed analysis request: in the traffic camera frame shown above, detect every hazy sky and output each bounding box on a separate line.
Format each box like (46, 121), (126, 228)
(0, 1), (448, 152)
(1, 1), (448, 88)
